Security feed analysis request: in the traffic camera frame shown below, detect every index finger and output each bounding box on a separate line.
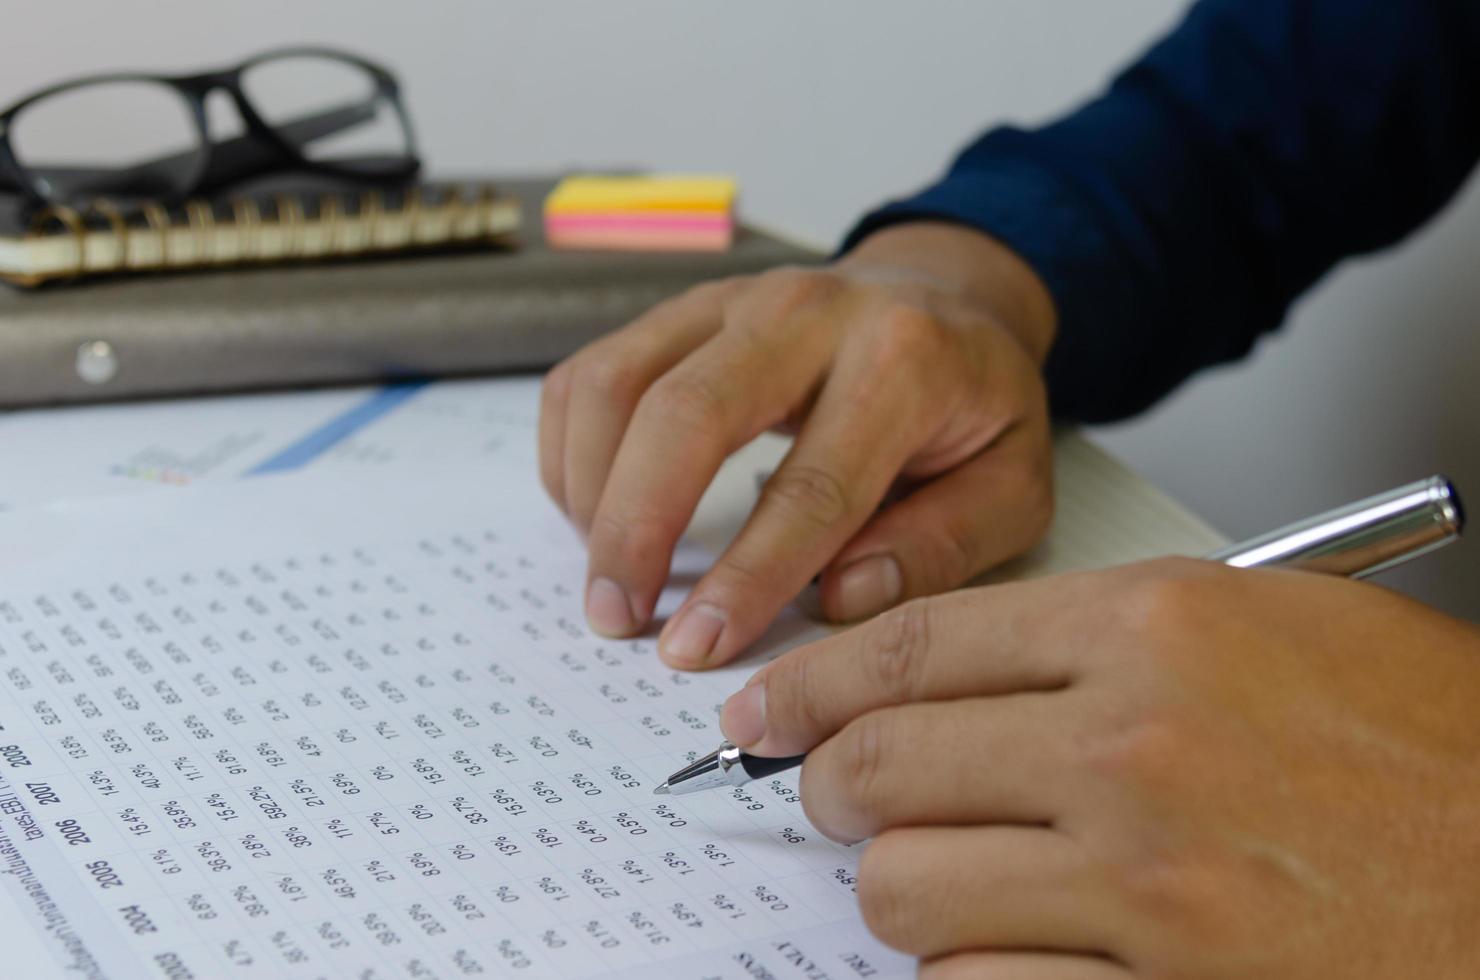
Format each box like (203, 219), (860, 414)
(720, 575), (1087, 758)
(582, 285), (840, 637)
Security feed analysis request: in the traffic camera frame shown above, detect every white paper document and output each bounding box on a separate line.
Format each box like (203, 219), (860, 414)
(0, 466), (910, 980)
(0, 371), (1224, 980)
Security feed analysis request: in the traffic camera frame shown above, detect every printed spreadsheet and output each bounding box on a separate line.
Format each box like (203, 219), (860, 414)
(0, 466), (908, 980)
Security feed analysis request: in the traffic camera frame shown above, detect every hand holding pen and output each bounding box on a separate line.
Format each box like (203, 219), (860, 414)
(655, 477), (1480, 977)
(661, 475), (1464, 794)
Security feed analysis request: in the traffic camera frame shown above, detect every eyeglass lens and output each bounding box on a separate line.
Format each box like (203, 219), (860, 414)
(8, 80), (205, 203)
(6, 53), (413, 204)
(239, 54), (412, 178)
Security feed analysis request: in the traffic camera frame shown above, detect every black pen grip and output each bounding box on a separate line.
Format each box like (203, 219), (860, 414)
(739, 753), (806, 780)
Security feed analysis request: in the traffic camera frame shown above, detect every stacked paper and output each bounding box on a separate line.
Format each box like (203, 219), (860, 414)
(544, 174), (737, 251)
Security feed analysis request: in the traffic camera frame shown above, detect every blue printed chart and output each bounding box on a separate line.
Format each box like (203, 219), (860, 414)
(0, 376), (543, 511)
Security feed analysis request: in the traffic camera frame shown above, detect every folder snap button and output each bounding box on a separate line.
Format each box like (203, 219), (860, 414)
(75, 340), (119, 385)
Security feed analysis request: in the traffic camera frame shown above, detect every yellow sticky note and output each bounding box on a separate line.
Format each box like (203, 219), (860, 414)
(545, 175), (738, 214)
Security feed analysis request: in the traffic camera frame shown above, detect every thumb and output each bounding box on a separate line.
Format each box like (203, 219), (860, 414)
(818, 426), (1053, 623)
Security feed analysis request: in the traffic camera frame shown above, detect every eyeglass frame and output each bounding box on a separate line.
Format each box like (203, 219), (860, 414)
(0, 45), (421, 207)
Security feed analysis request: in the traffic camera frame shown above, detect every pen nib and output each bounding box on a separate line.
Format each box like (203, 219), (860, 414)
(652, 783), (670, 796)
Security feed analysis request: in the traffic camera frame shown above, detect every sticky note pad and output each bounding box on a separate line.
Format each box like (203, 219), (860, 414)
(545, 174), (737, 252)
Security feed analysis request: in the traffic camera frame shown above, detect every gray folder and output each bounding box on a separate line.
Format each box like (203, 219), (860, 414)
(0, 178), (818, 408)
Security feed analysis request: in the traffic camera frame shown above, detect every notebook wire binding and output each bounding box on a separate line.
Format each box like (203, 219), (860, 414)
(5, 182), (518, 287)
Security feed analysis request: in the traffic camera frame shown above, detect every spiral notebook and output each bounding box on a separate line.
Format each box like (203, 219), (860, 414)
(0, 180), (520, 287)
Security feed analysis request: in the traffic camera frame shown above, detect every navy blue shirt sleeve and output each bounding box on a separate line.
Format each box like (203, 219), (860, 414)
(843, 0), (1480, 422)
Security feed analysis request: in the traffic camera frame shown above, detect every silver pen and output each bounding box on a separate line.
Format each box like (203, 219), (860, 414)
(655, 475), (1466, 796)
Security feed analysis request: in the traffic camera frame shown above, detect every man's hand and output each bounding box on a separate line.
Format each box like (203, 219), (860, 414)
(539, 222), (1057, 669)
(720, 560), (1480, 978)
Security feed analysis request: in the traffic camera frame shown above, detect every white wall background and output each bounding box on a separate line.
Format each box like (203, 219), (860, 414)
(6, 1), (1475, 617)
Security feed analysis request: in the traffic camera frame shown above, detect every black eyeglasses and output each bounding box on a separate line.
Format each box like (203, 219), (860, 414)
(0, 46), (420, 208)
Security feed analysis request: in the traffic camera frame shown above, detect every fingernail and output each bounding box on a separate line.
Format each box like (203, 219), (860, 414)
(660, 602), (726, 667)
(586, 577), (635, 637)
(720, 683), (766, 747)
(833, 554), (902, 621)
